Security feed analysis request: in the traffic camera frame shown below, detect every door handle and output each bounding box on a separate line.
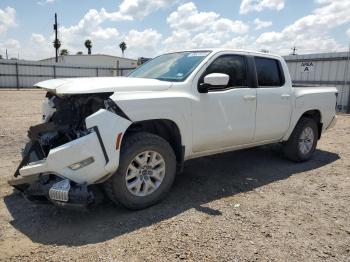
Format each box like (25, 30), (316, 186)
(243, 95), (256, 101)
(281, 94), (291, 99)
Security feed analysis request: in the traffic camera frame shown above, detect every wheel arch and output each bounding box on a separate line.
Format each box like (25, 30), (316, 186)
(299, 109), (323, 139)
(285, 109), (323, 141)
(124, 119), (185, 172)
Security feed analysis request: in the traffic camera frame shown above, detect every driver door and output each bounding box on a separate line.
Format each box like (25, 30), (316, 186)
(191, 54), (257, 153)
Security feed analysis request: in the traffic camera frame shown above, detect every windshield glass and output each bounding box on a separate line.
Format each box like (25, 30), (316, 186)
(128, 51), (211, 81)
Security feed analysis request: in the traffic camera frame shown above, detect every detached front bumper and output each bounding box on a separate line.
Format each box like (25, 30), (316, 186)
(9, 175), (96, 209)
(16, 131), (106, 183)
(9, 109), (131, 207)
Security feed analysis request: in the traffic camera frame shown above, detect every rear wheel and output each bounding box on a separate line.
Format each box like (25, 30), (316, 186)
(283, 117), (318, 162)
(104, 132), (176, 210)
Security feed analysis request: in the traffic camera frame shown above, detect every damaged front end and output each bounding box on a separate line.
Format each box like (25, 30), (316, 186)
(8, 92), (131, 209)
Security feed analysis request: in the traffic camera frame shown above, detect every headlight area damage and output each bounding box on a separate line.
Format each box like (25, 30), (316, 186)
(8, 92), (131, 209)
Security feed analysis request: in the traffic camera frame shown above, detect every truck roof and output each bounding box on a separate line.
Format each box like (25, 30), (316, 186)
(169, 48), (283, 59)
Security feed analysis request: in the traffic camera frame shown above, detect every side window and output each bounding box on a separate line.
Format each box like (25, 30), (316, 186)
(204, 55), (248, 89)
(254, 57), (284, 87)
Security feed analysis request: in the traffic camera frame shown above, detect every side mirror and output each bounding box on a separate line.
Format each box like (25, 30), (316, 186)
(198, 73), (230, 93)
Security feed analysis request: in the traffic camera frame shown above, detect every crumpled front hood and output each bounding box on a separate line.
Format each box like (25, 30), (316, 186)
(34, 77), (172, 95)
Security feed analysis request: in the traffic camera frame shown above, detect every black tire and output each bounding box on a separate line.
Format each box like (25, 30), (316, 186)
(283, 117), (318, 162)
(104, 132), (176, 210)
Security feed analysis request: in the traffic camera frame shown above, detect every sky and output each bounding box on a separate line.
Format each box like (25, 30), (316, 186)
(0, 0), (349, 60)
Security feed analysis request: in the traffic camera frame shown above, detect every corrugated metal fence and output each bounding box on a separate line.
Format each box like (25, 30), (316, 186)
(2, 54), (349, 112)
(284, 52), (350, 112)
(0, 59), (136, 88)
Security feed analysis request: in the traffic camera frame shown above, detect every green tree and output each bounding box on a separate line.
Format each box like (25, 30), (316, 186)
(119, 41), (127, 57)
(76, 51), (83, 55)
(60, 49), (69, 56)
(0, 54), (2, 59)
(84, 39), (92, 55)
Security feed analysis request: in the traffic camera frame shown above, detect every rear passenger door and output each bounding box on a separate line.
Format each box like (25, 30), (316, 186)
(254, 56), (293, 142)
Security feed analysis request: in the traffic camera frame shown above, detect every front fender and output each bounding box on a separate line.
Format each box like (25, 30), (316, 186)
(85, 109), (132, 175)
(112, 92), (194, 158)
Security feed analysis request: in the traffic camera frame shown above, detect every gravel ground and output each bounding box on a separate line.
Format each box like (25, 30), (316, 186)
(0, 89), (349, 261)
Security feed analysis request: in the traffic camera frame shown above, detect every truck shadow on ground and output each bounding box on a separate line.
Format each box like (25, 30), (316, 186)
(4, 144), (339, 246)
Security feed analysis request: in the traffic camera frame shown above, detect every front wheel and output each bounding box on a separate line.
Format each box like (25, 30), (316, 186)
(283, 117), (318, 162)
(104, 132), (176, 210)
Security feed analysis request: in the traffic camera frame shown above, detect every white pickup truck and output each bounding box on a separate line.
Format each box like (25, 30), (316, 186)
(9, 49), (337, 210)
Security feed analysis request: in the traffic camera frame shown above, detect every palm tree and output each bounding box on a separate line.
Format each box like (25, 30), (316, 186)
(60, 49), (69, 56)
(85, 40), (92, 55)
(119, 41), (127, 57)
(53, 39), (61, 55)
(260, 49), (269, 53)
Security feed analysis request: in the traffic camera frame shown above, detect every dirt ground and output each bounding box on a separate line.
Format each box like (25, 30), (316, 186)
(0, 89), (349, 261)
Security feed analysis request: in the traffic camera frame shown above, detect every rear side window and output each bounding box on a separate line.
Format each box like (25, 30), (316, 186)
(254, 57), (284, 87)
(205, 55), (248, 88)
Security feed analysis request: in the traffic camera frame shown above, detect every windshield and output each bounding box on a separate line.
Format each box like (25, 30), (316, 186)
(128, 51), (211, 82)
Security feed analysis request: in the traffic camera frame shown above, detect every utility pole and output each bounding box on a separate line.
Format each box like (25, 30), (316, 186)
(291, 45), (297, 55)
(54, 13), (58, 63)
(6, 49), (8, 59)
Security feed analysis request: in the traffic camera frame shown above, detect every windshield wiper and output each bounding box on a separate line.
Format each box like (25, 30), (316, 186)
(156, 77), (175, 82)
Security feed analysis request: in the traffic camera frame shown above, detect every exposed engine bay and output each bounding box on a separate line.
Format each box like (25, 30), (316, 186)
(29, 92), (113, 159)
